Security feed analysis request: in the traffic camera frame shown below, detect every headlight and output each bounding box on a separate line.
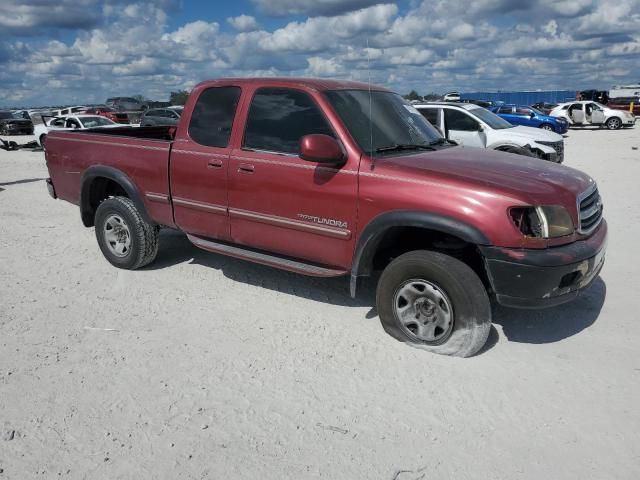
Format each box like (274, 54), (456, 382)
(510, 206), (574, 238)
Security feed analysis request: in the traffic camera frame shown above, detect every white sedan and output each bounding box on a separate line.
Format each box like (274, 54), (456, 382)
(35, 114), (123, 147)
(549, 101), (636, 130)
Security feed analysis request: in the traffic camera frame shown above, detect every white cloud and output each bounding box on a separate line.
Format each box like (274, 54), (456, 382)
(1, 0), (639, 107)
(227, 15), (259, 32)
(251, 0), (385, 17)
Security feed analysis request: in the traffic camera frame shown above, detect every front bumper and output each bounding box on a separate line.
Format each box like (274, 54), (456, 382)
(480, 220), (607, 308)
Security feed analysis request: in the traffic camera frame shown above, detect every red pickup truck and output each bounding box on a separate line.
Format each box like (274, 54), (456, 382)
(44, 78), (607, 357)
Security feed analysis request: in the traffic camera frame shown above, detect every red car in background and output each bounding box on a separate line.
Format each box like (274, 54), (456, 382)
(607, 97), (640, 116)
(84, 106), (129, 124)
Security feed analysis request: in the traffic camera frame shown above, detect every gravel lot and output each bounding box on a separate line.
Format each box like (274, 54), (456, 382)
(1, 128), (639, 479)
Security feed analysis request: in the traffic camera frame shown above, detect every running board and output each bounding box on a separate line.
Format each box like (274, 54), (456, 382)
(187, 234), (349, 278)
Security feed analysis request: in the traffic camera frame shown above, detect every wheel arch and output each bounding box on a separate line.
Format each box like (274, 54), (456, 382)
(80, 165), (152, 227)
(350, 210), (490, 297)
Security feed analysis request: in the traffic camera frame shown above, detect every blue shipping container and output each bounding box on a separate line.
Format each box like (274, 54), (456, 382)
(461, 90), (577, 105)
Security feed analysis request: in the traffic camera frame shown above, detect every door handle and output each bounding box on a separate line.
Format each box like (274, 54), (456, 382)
(238, 164), (255, 174)
(207, 159), (223, 168)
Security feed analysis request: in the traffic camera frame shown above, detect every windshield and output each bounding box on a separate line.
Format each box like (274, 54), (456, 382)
(79, 116), (116, 128)
(468, 107), (515, 129)
(0, 111), (16, 119)
(324, 90), (443, 155)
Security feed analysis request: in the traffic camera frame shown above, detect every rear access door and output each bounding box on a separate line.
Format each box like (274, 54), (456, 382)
(170, 86), (242, 241)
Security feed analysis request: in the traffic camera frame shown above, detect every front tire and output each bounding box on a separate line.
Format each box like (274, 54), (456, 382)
(540, 123), (554, 131)
(95, 196), (159, 269)
(39, 134), (47, 150)
(376, 250), (491, 357)
(606, 117), (622, 130)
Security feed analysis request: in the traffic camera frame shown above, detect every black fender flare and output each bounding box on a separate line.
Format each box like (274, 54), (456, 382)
(350, 210), (490, 297)
(80, 165), (152, 227)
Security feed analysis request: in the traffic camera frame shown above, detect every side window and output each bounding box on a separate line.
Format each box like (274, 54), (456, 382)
(445, 109), (479, 131)
(497, 106), (512, 114)
(243, 88), (334, 155)
(189, 86), (241, 148)
(418, 108), (438, 126)
(515, 107), (530, 115)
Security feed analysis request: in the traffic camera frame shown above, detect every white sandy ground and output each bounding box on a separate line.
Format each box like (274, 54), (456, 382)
(0, 127), (639, 480)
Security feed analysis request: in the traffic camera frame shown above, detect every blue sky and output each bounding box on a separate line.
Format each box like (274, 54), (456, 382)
(1, 0), (639, 107)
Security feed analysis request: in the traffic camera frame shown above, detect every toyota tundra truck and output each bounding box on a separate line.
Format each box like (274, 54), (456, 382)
(44, 78), (607, 357)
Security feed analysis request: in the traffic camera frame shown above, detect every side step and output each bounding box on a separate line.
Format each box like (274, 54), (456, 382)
(187, 234), (349, 278)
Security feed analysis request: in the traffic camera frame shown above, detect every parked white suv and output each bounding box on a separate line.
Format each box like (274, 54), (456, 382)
(549, 101), (636, 130)
(415, 102), (565, 162)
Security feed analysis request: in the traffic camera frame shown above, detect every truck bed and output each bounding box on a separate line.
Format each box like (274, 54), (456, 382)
(80, 125), (177, 141)
(45, 126), (176, 227)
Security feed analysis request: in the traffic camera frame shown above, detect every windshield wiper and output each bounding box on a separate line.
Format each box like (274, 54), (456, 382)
(375, 143), (437, 153)
(428, 138), (454, 146)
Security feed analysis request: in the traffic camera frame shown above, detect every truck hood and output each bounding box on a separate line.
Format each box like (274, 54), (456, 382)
(378, 146), (593, 207)
(500, 125), (563, 143)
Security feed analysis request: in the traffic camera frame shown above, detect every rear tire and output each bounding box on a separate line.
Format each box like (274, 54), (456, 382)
(95, 196), (159, 269)
(376, 250), (491, 357)
(606, 117), (622, 130)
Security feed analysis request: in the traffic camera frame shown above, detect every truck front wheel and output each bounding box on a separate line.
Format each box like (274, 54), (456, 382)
(376, 250), (491, 357)
(95, 196), (159, 269)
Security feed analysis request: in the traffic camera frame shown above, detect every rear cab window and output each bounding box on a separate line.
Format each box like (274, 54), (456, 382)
(243, 88), (334, 155)
(189, 86), (241, 148)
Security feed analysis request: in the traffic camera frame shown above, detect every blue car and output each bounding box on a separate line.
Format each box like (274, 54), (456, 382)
(489, 104), (569, 134)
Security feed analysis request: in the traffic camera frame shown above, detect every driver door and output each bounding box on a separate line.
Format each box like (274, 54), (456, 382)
(570, 103), (585, 124)
(444, 108), (486, 147)
(589, 103), (606, 124)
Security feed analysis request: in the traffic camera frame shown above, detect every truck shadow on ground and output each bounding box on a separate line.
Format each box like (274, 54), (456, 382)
(491, 277), (606, 344)
(150, 230), (606, 350)
(0, 177), (46, 187)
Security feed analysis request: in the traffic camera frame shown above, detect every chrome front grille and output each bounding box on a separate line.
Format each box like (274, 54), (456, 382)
(577, 184), (603, 234)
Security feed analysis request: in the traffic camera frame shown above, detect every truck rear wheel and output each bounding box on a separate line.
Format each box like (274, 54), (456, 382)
(376, 250), (491, 357)
(95, 196), (159, 269)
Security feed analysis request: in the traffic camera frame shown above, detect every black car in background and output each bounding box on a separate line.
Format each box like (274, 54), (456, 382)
(140, 107), (183, 126)
(530, 102), (559, 115)
(0, 111), (34, 135)
(105, 97), (148, 111)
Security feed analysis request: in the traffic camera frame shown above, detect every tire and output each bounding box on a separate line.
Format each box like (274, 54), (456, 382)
(94, 196), (159, 269)
(540, 123), (554, 131)
(39, 134), (47, 150)
(0, 125), (8, 136)
(606, 117), (622, 130)
(376, 250), (491, 357)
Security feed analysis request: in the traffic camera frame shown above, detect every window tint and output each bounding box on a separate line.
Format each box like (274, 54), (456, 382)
(497, 106), (512, 114)
(419, 107), (438, 125)
(189, 87), (241, 148)
(445, 109), (479, 131)
(515, 107), (531, 115)
(244, 88), (333, 154)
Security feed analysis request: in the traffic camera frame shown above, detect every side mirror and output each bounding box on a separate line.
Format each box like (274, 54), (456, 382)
(530, 112), (536, 118)
(300, 134), (344, 164)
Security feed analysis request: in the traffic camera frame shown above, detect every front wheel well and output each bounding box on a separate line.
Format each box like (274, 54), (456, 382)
(366, 226), (490, 288)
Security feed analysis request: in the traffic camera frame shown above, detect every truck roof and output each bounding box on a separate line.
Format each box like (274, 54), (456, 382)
(194, 77), (389, 92)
